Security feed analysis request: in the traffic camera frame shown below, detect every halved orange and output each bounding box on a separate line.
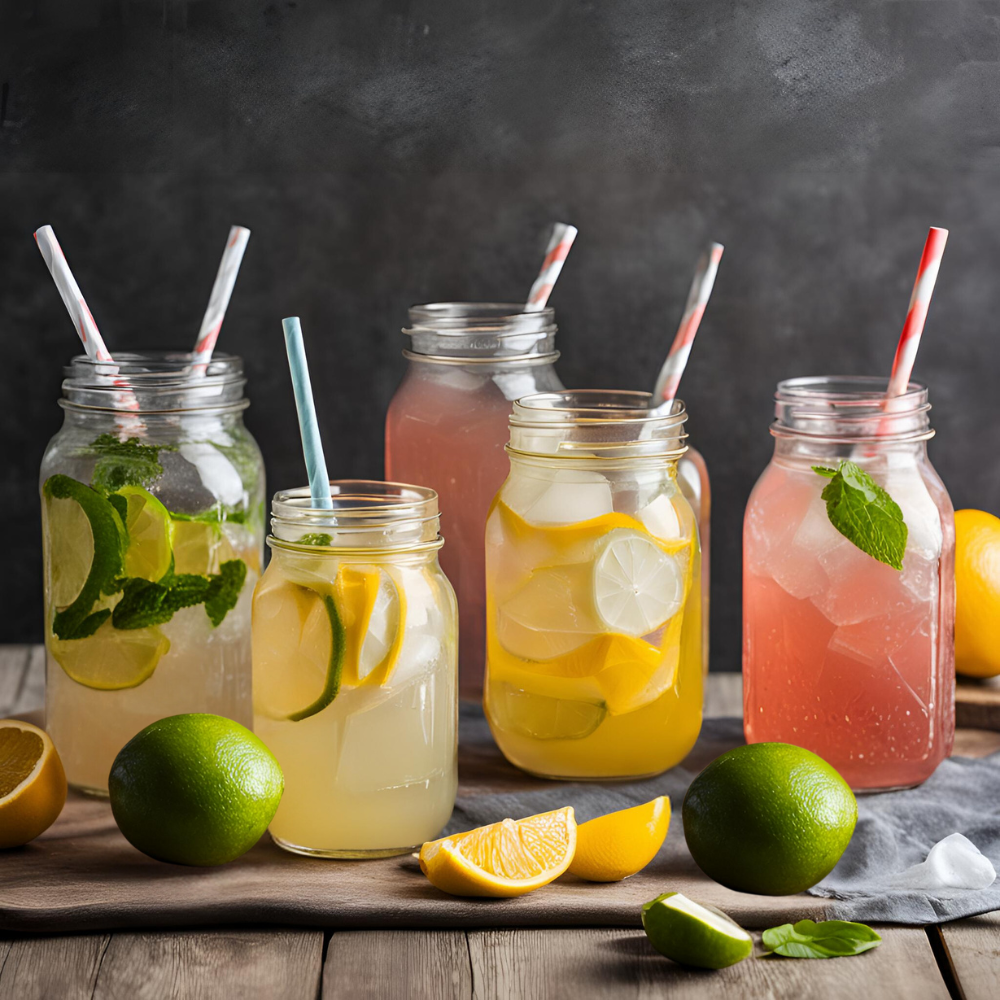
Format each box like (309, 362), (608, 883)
(567, 796), (670, 882)
(0, 719), (68, 848)
(419, 806), (576, 897)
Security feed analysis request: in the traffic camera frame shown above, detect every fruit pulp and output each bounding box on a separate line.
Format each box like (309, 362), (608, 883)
(743, 456), (955, 790)
(43, 489), (259, 795)
(484, 467), (703, 779)
(252, 552), (458, 856)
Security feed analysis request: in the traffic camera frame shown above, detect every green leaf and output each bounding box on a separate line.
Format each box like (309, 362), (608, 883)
(812, 460), (908, 570)
(44, 475), (128, 640)
(86, 434), (166, 494)
(204, 559), (247, 627)
(298, 533), (333, 547)
(762, 920), (882, 959)
(811, 465), (838, 479)
(111, 574), (211, 630)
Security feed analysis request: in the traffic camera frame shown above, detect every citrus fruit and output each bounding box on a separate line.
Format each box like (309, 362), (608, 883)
(0, 719), (68, 849)
(642, 892), (753, 969)
(954, 509), (1000, 678)
(118, 486), (174, 581)
(172, 518), (236, 576)
(419, 806), (576, 897)
(49, 618), (170, 690)
(568, 796), (670, 881)
(593, 529), (686, 635)
(682, 743), (856, 896)
(486, 681), (608, 741)
(109, 714), (283, 866)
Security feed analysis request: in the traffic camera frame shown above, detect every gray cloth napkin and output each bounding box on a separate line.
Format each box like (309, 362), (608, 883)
(451, 704), (1000, 925)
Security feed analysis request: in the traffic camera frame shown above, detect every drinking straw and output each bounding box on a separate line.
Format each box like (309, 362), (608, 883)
(525, 222), (578, 311)
(885, 227), (949, 400)
(34, 225), (116, 364)
(652, 242), (725, 408)
(281, 317), (333, 509)
(192, 225), (251, 369)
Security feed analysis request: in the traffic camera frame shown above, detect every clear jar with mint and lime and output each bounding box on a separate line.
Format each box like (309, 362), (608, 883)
(40, 353), (265, 795)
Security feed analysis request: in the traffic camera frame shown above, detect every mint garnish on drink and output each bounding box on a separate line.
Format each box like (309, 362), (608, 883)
(762, 919), (881, 959)
(87, 434), (166, 493)
(812, 461), (908, 570)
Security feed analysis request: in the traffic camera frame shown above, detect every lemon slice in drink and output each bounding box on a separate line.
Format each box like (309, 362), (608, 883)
(118, 486), (174, 581)
(356, 569), (406, 685)
(45, 488), (95, 609)
(172, 519), (236, 575)
(49, 618), (170, 691)
(592, 529), (687, 636)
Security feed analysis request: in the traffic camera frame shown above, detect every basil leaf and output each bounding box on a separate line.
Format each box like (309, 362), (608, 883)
(812, 460), (908, 570)
(762, 919), (882, 959)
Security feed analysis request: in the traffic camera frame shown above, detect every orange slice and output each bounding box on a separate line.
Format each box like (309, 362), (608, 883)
(0, 719), (68, 848)
(419, 806), (576, 897)
(567, 796), (670, 882)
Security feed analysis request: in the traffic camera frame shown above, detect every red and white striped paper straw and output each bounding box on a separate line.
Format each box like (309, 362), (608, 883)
(653, 242), (725, 406)
(192, 225), (250, 369)
(525, 222), (578, 312)
(886, 227), (948, 400)
(34, 225), (115, 364)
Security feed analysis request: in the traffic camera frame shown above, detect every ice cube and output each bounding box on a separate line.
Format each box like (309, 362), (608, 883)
(813, 542), (918, 626)
(178, 443), (246, 506)
(766, 494), (845, 600)
(884, 463), (943, 559)
(505, 469), (613, 526)
(886, 833), (996, 891)
(636, 494), (682, 541)
(901, 550), (939, 604)
(827, 607), (930, 669)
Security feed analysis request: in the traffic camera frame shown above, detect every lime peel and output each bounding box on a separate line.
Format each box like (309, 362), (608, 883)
(642, 891), (753, 969)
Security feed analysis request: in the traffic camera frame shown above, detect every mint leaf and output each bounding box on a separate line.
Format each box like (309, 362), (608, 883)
(762, 920), (881, 959)
(44, 475), (128, 640)
(170, 506), (249, 525)
(87, 434), (165, 494)
(812, 461), (908, 570)
(298, 533), (333, 547)
(112, 574), (211, 630)
(204, 560), (247, 627)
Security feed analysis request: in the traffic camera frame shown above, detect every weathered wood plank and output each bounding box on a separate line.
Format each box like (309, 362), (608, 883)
(937, 912), (1000, 1000)
(0, 646), (30, 717)
(323, 930), (471, 1000)
(467, 927), (951, 999)
(0, 934), (109, 1000)
(956, 675), (1000, 732)
(93, 929), (323, 1000)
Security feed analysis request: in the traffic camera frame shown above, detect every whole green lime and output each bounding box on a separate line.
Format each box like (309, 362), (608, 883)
(109, 714), (284, 866)
(682, 742), (856, 896)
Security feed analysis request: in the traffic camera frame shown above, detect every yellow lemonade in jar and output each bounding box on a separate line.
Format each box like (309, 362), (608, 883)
(484, 391), (703, 780)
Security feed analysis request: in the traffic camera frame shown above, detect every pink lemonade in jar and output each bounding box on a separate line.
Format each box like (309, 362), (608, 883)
(743, 378), (955, 791)
(385, 304), (563, 697)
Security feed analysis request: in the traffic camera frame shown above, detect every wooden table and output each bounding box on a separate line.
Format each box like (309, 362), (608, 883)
(1, 645), (997, 999)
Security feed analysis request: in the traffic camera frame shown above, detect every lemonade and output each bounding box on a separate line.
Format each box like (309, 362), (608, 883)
(41, 354), (264, 794)
(252, 483), (458, 857)
(484, 391), (703, 780)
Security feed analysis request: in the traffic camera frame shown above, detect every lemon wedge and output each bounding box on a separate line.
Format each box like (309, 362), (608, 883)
(118, 486), (174, 581)
(568, 796), (670, 882)
(419, 806), (577, 897)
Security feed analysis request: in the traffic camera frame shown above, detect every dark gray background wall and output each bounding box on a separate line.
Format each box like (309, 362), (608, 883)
(3, 1), (999, 671)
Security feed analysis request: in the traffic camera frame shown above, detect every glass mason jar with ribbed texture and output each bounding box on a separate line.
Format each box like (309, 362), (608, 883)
(484, 390), (704, 781)
(252, 481), (458, 858)
(40, 353), (264, 795)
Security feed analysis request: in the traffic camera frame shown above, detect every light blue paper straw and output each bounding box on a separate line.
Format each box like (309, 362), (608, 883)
(282, 317), (333, 509)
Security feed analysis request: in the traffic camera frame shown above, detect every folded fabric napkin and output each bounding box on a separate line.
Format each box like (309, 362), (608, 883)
(451, 705), (1000, 925)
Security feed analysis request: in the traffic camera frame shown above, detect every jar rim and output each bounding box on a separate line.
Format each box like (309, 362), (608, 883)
(406, 302), (555, 334)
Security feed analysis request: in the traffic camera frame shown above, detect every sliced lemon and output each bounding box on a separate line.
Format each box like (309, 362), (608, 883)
(568, 796), (670, 882)
(48, 617), (170, 690)
(593, 529), (687, 636)
(486, 680), (607, 740)
(419, 806), (577, 897)
(0, 719), (68, 848)
(45, 487), (94, 608)
(118, 486), (174, 581)
(172, 518), (236, 576)
(356, 568), (406, 685)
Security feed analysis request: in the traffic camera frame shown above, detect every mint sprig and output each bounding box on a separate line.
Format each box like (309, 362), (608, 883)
(812, 461), (908, 570)
(762, 919), (881, 959)
(87, 434), (166, 494)
(298, 533), (333, 547)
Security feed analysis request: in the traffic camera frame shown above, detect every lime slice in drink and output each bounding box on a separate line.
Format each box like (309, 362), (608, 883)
(45, 485), (95, 608)
(592, 529), (687, 636)
(49, 617), (170, 690)
(486, 680), (607, 740)
(642, 892), (753, 969)
(118, 486), (174, 582)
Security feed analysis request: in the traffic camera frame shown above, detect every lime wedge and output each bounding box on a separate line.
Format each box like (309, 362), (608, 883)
(118, 486), (174, 582)
(48, 617), (170, 690)
(593, 529), (687, 636)
(642, 892), (753, 969)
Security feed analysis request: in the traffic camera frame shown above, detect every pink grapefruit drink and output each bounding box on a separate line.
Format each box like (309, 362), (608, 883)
(743, 378), (955, 791)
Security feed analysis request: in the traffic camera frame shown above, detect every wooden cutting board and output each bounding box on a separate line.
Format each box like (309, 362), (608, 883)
(956, 675), (1000, 731)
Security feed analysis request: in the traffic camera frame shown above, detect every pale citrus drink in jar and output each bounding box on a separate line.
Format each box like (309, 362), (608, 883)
(484, 391), (704, 780)
(743, 377), (955, 790)
(41, 354), (264, 795)
(252, 482), (458, 858)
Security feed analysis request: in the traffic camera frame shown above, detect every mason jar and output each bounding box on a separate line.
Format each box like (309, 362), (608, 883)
(743, 377), (955, 791)
(252, 481), (458, 858)
(40, 352), (264, 795)
(484, 390), (704, 780)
